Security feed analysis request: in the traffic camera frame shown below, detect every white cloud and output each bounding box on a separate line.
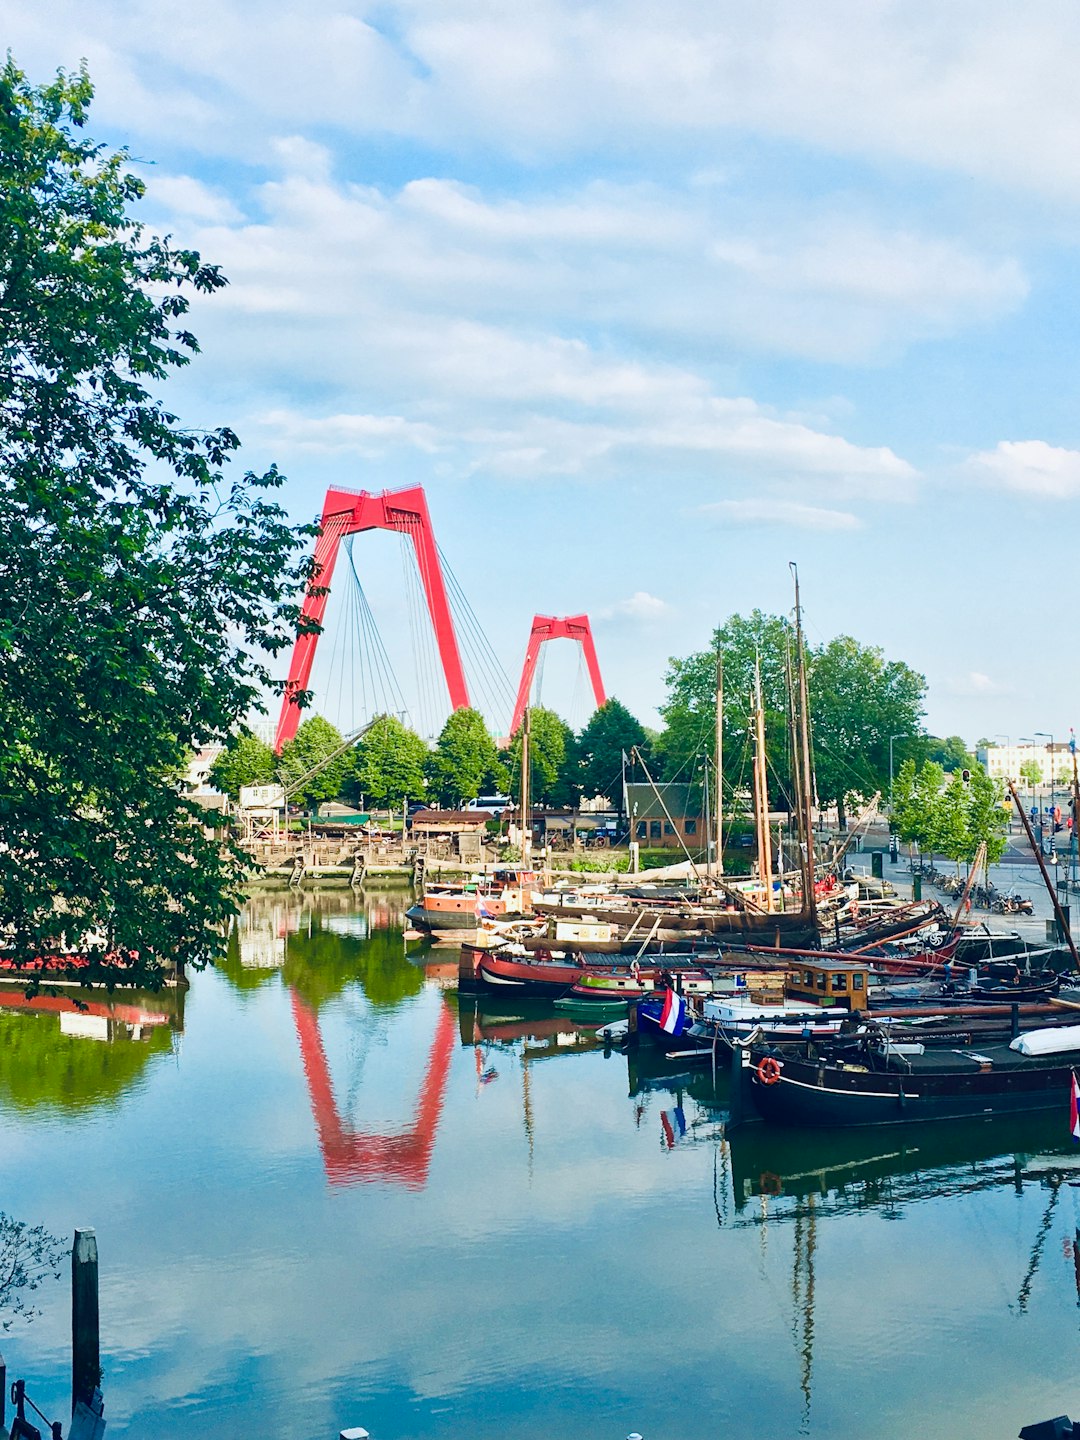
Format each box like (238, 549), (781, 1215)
(940, 670), (1014, 697)
(12, 1), (1080, 200)
(596, 591), (672, 622)
(968, 439), (1080, 498)
(254, 409), (442, 454)
(698, 499), (863, 530)
(147, 174), (242, 224)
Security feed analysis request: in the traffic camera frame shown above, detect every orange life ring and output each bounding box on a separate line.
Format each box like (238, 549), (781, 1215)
(756, 1056), (782, 1085)
(759, 1170), (783, 1195)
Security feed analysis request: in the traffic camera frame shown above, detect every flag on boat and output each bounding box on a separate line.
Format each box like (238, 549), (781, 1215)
(659, 988), (686, 1035)
(660, 1105), (687, 1149)
(474, 896), (495, 919)
(1071, 1071), (1080, 1141)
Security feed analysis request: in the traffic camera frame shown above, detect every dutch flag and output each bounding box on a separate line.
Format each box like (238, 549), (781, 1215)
(1071, 1071), (1080, 1142)
(659, 988), (686, 1035)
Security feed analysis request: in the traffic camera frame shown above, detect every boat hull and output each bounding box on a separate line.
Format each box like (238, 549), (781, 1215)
(747, 1052), (1078, 1127)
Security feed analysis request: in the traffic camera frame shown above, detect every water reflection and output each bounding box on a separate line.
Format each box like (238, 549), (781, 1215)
(0, 985), (181, 1112)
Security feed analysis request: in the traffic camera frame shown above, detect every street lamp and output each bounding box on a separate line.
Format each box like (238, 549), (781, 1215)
(888, 734), (908, 812)
(1036, 731), (1054, 855)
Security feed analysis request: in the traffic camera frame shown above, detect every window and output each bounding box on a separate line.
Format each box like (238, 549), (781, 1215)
(804, 970), (814, 985)
(636, 821), (647, 839)
(685, 820), (697, 835)
(650, 820), (662, 839)
(831, 974), (847, 990)
(852, 974), (864, 991)
(816, 973), (827, 991)
(663, 822), (674, 835)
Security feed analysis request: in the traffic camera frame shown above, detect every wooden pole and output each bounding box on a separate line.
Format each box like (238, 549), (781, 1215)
(791, 563), (818, 932)
(1009, 782), (1079, 967)
(520, 707), (532, 868)
(72, 1227), (99, 1414)
(715, 650), (724, 876)
(753, 662), (775, 912)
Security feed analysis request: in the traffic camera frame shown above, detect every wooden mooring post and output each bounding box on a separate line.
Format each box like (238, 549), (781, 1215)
(72, 1228), (99, 1415)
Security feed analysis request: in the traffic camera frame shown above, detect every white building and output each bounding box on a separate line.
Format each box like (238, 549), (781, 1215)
(977, 741), (1075, 785)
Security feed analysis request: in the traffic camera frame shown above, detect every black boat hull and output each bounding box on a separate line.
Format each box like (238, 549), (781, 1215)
(747, 1055), (1077, 1127)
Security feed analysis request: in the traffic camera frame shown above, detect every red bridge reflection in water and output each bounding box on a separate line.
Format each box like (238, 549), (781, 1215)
(291, 990), (457, 1189)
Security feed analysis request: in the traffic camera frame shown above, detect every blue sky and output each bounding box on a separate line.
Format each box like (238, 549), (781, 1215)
(9, 0), (1080, 740)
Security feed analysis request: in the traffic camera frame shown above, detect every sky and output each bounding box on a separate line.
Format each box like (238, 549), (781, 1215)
(7, 0), (1080, 742)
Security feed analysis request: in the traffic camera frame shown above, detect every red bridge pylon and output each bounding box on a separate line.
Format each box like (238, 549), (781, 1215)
(510, 614), (606, 735)
(275, 485), (469, 751)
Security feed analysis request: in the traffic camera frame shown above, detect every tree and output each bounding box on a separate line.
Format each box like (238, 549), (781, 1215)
(0, 63), (309, 986)
(577, 699), (647, 812)
(659, 612), (927, 827)
(935, 770), (972, 871)
(912, 760), (946, 861)
(809, 636), (927, 829)
(1019, 758), (1043, 790)
(277, 716), (348, 810)
(967, 762), (1009, 869)
(346, 715), (427, 809)
(425, 708), (506, 807)
(923, 735), (976, 773)
(506, 707), (579, 808)
(890, 757), (918, 842)
(208, 730), (276, 802)
(659, 611), (793, 809)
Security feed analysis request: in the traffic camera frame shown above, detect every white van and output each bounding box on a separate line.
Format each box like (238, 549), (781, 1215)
(465, 795), (511, 814)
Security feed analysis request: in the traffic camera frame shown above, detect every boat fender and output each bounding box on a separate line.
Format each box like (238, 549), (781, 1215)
(756, 1056), (782, 1085)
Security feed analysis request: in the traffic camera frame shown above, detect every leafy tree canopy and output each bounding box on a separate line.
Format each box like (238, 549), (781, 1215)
(0, 62), (310, 985)
(577, 698), (647, 811)
(660, 611), (927, 826)
(923, 734), (976, 773)
(345, 714), (427, 809)
(208, 730), (276, 802)
(425, 708), (506, 807)
(506, 707), (579, 808)
(278, 716), (348, 810)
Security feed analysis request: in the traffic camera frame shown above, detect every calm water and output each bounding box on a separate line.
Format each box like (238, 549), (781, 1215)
(5, 889), (1080, 1440)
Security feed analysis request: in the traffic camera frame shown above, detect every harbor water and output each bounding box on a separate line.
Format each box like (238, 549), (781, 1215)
(5, 889), (1080, 1439)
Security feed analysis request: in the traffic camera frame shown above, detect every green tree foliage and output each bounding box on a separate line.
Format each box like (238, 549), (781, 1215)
(1019, 758), (1043, 789)
(506, 707), (579, 808)
(208, 730), (276, 801)
(425, 708), (506, 807)
(577, 698), (647, 811)
(966, 763), (1009, 867)
(811, 636), (927, 828)
(892, 759), (1007, 871)
(0, 63), (309, 984)
(278, 716), (348, 810)
(346, 714), (427, 809)
(660, 611), (927, 825)
(935, 770), (973, 868)
(923, 734), (976, 773)
(890, 757), (918, 842)
(659, 611), (791, 806)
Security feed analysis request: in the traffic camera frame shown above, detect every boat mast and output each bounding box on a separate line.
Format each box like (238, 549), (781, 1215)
(753, 659), (775, 912)
(520, 705), (532, 868)
(790, 563), (818, 931)
(714, 649), (724, 877)
(785, 638), (808, 913)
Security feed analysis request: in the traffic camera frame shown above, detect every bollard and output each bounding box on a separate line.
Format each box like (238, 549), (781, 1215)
(912, 875), (922, 901)
(871, 851), (883, 879)
(72, 1228), (99, 1415)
